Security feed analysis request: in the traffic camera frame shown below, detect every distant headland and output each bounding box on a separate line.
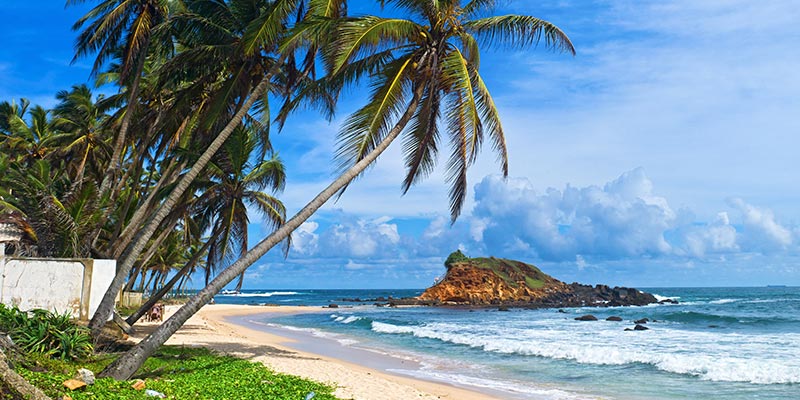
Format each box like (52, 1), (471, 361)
(392, 251), (667, 308)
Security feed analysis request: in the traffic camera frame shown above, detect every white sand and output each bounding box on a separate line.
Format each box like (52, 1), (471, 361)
(132, 304), (501, 400)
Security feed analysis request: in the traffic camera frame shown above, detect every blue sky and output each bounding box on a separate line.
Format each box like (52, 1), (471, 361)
(2, 1), (800, 289)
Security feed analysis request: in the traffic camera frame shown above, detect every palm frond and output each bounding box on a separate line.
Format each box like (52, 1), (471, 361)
(335, 55), (415, 172)
(464, 15), (575, 54)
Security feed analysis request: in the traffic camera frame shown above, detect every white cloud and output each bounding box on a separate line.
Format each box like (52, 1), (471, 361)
(471, 168), (676, 261)
(728, 198), (793, 251)
(290, 221), (320, 256)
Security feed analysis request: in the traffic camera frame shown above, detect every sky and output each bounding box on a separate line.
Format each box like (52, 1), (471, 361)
(2, 1), (800, 289)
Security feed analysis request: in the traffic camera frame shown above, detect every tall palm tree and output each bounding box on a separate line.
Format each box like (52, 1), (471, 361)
(68, 0), (175, 198)
(88, 0), (343, 335)
(46, 85), (112, 186)
(100, 0), (573, 380)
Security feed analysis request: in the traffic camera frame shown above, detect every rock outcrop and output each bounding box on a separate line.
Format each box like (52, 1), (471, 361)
(411, 253), (657, 308)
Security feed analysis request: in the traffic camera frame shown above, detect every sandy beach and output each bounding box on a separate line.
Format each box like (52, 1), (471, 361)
(132, 304), (500, 400)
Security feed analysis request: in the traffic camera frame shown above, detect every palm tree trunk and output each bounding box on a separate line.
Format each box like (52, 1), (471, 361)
(98, 39), (148, 200)
(113, 160), (184, 259)
(99, 86), (422, 380)
(94, 110), (165, 249)
(126, 239), (210, 325)
(89, 71), (276, 336)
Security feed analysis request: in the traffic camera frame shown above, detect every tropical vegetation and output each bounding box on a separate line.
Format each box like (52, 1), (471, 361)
(17, 346), (337, 400)
(0, 0), (573, 382)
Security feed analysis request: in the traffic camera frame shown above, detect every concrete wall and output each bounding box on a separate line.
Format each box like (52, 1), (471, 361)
(0, 256), (115, 321)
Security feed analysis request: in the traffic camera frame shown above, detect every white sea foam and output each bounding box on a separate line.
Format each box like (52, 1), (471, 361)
(395, 369), (597, 400)
(709, 298), (740, 304)
(653, 294), (680, 302)
(369, 320), (800, 384)
(223, 291), (301, 297)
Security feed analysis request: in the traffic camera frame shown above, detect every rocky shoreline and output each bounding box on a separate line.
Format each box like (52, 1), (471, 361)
(336, 253), (675, 310)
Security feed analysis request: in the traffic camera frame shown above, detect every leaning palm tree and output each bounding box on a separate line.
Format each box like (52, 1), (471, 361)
(100, 0), (573, 380)
(88, 0), (345, 336)
(68, 0), (175, 198)
(193, 125), (287, 292)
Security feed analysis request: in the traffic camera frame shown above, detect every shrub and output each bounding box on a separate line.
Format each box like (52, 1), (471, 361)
(444, 250), (469, 269)
(0, 304), (93, 360)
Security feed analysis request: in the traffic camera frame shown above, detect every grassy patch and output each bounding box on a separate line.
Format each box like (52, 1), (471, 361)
(525, 277), (545, 289)
(18, 346), (339, 400)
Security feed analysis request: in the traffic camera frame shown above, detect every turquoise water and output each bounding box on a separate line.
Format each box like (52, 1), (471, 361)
(216, 287), (800, 399)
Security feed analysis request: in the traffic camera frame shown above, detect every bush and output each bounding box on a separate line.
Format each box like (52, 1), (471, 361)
(0, 304), (93, 360)
(444, 250), (469, 269)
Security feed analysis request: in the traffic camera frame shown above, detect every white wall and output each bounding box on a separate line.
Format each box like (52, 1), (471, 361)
(0, 257), (116, 320)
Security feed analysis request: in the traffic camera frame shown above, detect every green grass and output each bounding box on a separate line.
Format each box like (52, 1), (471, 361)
(465, 257), (550, 290)
(18, 346), (339, 400)
(525, 276), (545, 289)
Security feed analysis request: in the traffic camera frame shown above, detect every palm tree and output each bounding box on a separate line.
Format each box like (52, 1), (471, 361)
(68, 0), (175, 198)
(88, 0), (343, 336)
(193, 125), (287, 292)
(0, 100), (55, 165)
(99, 0), (573, 380)
(46, 85), (112, 186)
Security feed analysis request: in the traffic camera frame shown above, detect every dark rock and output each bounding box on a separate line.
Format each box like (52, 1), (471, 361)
(558, 309), (567, 313)
(658, 298), (679, 304)
(634, 324), (649, 331)
(498, 306), (510, 312)
(606, 316), (623, 322)
(327, 304), (338, 308)
(634, 318), (649, 324)
(575, 314), (598, 321)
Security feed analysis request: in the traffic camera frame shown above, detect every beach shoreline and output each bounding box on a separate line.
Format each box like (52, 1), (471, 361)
(132, 304), (502, 400)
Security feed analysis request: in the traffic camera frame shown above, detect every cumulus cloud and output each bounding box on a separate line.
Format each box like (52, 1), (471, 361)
(728, 198), (793, 251)
(289, 214), (401, 258)
(471, 168), (677, 261)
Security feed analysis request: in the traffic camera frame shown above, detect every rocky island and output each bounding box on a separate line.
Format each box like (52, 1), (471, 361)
(392, 251), (660, 308)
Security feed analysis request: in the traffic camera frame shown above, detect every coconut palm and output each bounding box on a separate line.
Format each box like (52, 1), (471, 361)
(88, 0), (344, 336)
(46, 85), (112, 185)
(68, 0), (176, 198)
(99, 0), (573, 380)
(193, 125), (287, 292)
(0, 100), (55, 165)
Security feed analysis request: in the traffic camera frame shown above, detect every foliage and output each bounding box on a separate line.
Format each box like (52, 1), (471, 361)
(444, 249), (470, 268)
(18, 346), (339, 400)
(0, 304), (93, 360)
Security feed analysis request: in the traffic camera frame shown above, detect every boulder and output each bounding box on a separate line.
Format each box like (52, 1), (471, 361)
(575, 314), (598, 321)
(606, 316), (623, 322)
(327, 304), (339, 308)
(634, 324), (649, 331)
(634, 318), (649, 324)
(74, 368), (95, 385)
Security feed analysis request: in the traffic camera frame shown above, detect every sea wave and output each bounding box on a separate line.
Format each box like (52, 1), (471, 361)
(221, 291), (301, 297)
(330, 314), (363, 324)
(709, 298), (740, 304)
(653, 294), (680, 302)
(397, 369), (596, 400)
(370, 321), (800, 384)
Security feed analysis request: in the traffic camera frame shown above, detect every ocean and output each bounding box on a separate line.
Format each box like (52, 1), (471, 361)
(215, 287), (800, 399)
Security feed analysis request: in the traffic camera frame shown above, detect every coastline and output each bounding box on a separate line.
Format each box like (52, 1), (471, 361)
(132, 304), (501, 400)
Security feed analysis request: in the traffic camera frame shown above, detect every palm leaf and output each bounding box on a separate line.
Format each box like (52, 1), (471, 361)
(464, 15), (575, 54)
